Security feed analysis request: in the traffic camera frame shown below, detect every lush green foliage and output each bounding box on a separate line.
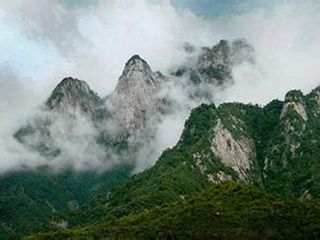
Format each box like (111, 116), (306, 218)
(57, 87), (320, 239)
(29, 183), (320, 240)
(0, 166), (132, 238)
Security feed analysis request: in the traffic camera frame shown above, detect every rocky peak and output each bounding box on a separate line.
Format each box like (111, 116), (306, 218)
(46, 77), (101, 117)
(281, 90), (307, 121)
(172, 39), (255, 89)
(210, 39), (231, 64)
(15, 77), (102, 157)
(197, 40), (230, 70)
(193, 40), (232, 85)
(284, 90), (305, 103)
(125, 54), (150, 71)
(106, 55), (164, 141)
(306, 86), (320, 116)
(114, 55), (159, 97)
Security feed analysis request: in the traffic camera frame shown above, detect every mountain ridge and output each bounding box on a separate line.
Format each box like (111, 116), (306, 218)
(63, 84), (320, 230)
(0, 39), (267, 238)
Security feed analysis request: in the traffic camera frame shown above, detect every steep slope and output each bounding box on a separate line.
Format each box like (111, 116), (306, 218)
(3, 55), (173, 238)
(14, 83), (320, 238)
(69, 101), (283, 225)
(70, 87), (320, 226)
(15, 77), (102, 157)
(46, 77), (102, 116)
(263, 88), (320, 198)
(101, 55), (168, 143)
(1, 78), (134, 238)
(6, 75), (320, 239)
(0, 39), (258, 238)
(29, 183), (320, 240)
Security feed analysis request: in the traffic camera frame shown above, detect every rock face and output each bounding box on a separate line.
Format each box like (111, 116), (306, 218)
(281, 90), (308, 121)
(197, 40), (233, 84)
(260, 88), (320, 199)
(81, 86), (320, 227)
(46, 77), (102, 117)
(174, 39), (254, 85)
(15, 77), (102, 157)
(211, 119), (253, 179)
(197, 39), (254, 83)
(265, 90), (308, 170)
(172, 39), (254, 102)
(104, 55), (166, 142)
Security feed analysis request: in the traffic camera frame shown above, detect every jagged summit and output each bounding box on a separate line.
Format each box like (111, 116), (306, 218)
(197, 39), (254, 84)
(115, 55), (155, 92)
(115, 54), (158, 93)
(46, 77), (101, 116)
(125, 54), (148, 66)
(198, 40), (230, 68)
(106, 55), (165, 141)
(172, 38), (254, 92)
(284, 89), (304, 102)
(49, 77), (89, 98)
(281, 89), (308, 121)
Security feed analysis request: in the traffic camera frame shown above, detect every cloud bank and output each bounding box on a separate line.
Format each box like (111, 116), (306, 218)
(0, 0), (320, 173)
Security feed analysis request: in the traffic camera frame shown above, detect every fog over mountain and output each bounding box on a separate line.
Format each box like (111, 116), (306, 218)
(1, 0), (320, 173)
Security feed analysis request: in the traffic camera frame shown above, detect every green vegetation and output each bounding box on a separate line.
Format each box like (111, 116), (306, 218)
(28, 183), (320, 240)
(55, 87), (320, 239)
(6, 86), (320, 239)
(0, 166), (132, 238)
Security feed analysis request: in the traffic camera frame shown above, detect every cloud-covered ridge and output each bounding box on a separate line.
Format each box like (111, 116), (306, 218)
(1, 0), (320, 173)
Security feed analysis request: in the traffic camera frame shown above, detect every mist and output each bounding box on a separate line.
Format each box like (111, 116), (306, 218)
(1, 0), (320, 173)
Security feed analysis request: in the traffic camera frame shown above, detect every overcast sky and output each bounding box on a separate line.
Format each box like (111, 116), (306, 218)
(1, 0), (320, 122)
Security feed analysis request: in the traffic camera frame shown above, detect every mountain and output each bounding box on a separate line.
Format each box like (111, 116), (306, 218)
(15, 39), (249, 157)
(173, 39), (254, 101)
(101, 55), (169, 143)
(28, 183), (320, 240)
(1, 36), (320, 239)
(46, 77), (102, 116)
(0, 41), (255, 237)
(263, 88), (320, 197)
(14, 77), (102, 157)
(68, 102), (274, 224)
(2, 77), (135, 238)
(61, 86), (320, 231)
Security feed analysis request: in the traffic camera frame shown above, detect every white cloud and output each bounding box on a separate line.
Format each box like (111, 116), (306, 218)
(0, 0), (320, 173)
(213, 1), (320, 104)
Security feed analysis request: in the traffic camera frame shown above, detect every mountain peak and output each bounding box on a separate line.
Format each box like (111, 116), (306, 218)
(46, 77), (101, 114)
(281, 89), (308, 121)
(52, 77), (90, 93)
(284, 90), (304, 103)
(107, 56), (163, 141)
(124, 54), (151, 73)
(211, 39), (230, 59)
(126, 54), (146, 65)
(115, 55), (155, 95)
